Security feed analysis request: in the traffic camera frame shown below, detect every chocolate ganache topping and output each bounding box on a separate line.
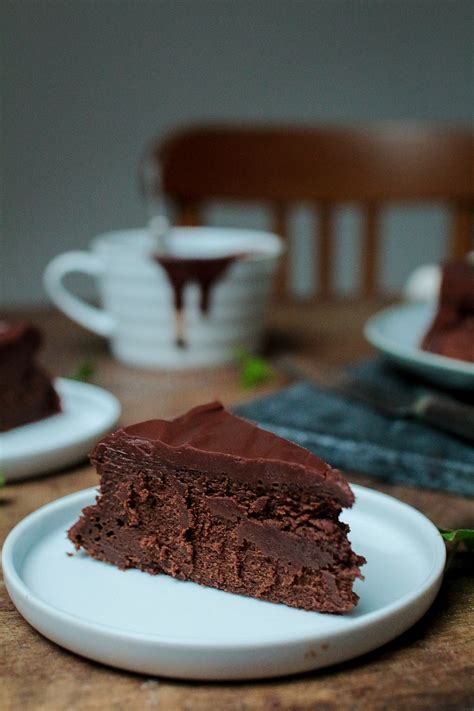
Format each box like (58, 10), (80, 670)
(94, 401), (354, 506)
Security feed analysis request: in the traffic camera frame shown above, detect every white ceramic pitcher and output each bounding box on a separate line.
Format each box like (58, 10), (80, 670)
(43, 227), (283, 369)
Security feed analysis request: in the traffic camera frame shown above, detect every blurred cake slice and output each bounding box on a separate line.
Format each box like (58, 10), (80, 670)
(421, 260), (474, 363)
(0, 322), (61, 431)
(68, 401), (365, 613)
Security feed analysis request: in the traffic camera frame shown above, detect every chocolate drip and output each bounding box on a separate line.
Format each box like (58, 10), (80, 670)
(155, 255), (238, 313)
(154, 255), (238, 347)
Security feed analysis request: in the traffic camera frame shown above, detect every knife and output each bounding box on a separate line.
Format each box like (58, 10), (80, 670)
(332, 378), (474, 443)
(276, 358), (474, 443)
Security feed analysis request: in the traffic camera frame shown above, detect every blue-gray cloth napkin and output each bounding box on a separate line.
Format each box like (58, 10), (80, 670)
(234, 360), (474, 497)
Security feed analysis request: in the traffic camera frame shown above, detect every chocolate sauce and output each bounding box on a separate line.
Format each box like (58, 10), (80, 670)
(153, 254), (239, 347)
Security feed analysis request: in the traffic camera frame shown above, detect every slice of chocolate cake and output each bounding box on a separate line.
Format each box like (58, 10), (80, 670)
(69, 402), (365, 613)
(0, 321), (61, 431)
(421, 260), (474, 363)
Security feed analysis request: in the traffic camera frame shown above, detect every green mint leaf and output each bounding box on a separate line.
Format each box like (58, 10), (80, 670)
(70, 358), (95, 382)
(0, 473), (5, 487)
(438, 527), (474, 551)
(235, 347), (274, 389)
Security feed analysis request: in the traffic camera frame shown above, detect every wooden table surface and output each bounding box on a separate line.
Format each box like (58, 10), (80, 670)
(1, 302), (473, 711)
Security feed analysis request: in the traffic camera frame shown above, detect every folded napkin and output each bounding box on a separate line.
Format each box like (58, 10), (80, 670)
(234, 359), (474, 497)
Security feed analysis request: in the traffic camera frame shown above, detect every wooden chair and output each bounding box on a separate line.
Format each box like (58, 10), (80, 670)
(143, 124), (474, 297)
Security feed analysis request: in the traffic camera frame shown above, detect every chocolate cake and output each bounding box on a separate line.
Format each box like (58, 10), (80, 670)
(0, 321), (61, 431)
(421, 260), (474, 363)
(68, 402), (365, 613)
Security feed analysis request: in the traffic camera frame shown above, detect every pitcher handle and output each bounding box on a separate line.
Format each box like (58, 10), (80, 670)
(43, 251), (116, 337)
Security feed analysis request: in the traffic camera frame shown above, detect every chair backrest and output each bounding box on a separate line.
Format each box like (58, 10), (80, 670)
(144, 124), (474, 297)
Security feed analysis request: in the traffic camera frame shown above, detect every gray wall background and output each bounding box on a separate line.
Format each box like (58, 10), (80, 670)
(2, 0), (473, 306)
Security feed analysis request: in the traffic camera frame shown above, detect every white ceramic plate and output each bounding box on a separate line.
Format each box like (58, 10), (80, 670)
(0, 378), (121, 481)
(2, 484), (445, 680)
(364, 302), (474, 389)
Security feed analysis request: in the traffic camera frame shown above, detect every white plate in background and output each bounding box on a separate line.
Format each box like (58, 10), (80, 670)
(364, 302), (474, 389)
(2, 484), (445, 680)
(0, 378), (121, 481)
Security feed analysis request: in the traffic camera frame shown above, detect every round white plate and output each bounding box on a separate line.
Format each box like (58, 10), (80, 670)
(2, 484), (445, 680)
(0, 378), (121, 481)
(364, 302), (474, 389)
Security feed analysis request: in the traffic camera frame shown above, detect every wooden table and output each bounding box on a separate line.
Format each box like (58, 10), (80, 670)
(1, 302), (473, 710)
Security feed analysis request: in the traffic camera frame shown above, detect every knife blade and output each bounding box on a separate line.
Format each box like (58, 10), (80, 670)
(275, 357), (474, 443)
(332, 379), (474, 442)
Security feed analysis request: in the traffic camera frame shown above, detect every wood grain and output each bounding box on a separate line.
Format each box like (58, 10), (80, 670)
(1, 304), (473, 711)
(318, 204), (333, 299)
(362, 205), (379, 297)
(450, 203), (474, 259)
(272, 202), (288, 298)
